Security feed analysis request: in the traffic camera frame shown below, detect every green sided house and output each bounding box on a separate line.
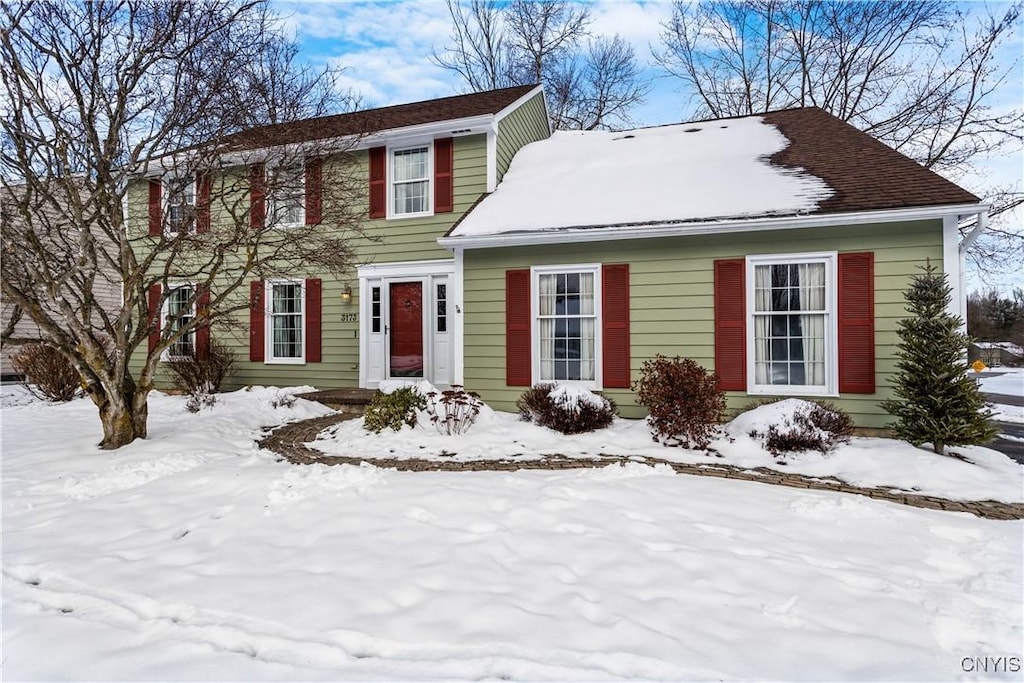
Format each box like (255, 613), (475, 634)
(133, 84), (550, 391)
(439, 107), (985, 429)
(135, 86), (985, 430)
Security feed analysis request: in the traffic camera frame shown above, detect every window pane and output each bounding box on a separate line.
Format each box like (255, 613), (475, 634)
(270, 283), (303, 358)
(393, 148), (428, 182)
(394, 180), (428, 214)
(537, 271), (596, 382)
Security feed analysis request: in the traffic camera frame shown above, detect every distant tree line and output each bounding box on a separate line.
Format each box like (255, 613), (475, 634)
(967, 289), (1024, 345)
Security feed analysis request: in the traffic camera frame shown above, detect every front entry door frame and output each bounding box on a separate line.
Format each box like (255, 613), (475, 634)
(358, 259), (455, 389)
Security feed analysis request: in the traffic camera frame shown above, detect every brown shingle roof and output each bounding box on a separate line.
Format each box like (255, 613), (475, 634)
(762, 107), (979, 213)
(227, 84), (539, 151)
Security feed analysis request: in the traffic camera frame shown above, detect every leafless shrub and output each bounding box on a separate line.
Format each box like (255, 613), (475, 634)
(11, 343), (80, 402)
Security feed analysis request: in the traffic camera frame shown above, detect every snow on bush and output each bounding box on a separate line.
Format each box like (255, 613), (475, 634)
(732, 399), (853, 459)
(516, 383), (616, 435)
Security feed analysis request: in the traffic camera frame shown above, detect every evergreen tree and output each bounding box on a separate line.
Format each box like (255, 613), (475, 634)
(882, 262), (998, 454)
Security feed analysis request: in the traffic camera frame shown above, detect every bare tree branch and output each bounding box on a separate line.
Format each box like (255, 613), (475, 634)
(1, 0), (361, 448)
(433, 0), (648, 130)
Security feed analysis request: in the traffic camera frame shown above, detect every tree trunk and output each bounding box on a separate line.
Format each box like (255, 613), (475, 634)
(87, 375), (150, 449)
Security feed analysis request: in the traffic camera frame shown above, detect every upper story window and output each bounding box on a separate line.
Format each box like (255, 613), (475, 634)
(269, 164), (304, 227)
(748, 252), (837, 395)
(535, 266), (600, 385)
(165, 175), (195, 235)
(164, 284), (195, 358)
(391, 145), (430, 217)
(266, 279), (305, 363)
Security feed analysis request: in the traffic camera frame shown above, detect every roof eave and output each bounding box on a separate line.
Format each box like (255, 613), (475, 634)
(438, 203), (988, 250)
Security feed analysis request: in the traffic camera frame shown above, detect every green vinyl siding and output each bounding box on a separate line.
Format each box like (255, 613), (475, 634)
(461, 220), (944, 429)
(131, 134), (490, 391)
(496, 91), (550, 182)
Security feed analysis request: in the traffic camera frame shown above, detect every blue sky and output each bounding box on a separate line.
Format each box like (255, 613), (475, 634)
(278, 0), (1023, 289)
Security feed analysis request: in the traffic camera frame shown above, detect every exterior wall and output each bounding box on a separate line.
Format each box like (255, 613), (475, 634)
(1, 187), (122, 378)
(128, 133), (491, 390)
(460, 219), (944, 429)
(496, 92), (549, 182)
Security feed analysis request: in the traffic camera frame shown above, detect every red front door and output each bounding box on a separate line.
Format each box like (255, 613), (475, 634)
(389, 282), (423, 378)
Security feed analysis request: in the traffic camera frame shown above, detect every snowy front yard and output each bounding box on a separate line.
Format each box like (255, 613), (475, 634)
(2, 387), (1022, 681)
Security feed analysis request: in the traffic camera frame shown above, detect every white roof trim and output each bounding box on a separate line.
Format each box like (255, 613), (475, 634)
(494, 85), (547, 127)
(438, 203), (987, 250)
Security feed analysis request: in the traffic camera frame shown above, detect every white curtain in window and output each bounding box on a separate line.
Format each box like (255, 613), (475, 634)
(798, 263), (826, 385)
(754, 265), (772, 384)
(579, 273), (595, 380)
(538, 274), (556, 380)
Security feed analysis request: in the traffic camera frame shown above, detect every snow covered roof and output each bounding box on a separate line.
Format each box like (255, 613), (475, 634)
(447, 107), (980, 239)
(974, 341), (1024, 357)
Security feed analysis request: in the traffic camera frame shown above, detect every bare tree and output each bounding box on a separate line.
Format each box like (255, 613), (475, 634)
(1, 0), (364, 449)
(656, 0), (1024, 276)
(433, 0), (648, 130)
(657, 1), (1022, 173)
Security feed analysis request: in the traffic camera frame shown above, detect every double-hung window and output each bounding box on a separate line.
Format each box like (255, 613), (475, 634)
(166, 175), (196, 235)
(269, 164), (305, 227)
(748, 253), (836, 395)
(391, 145), (430, 216)
(267, 280), (305, 363)
(165, 284), (195, 358)
(535, 266), (600, 385)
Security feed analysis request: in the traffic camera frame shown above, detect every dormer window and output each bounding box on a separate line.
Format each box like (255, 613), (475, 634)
(391, 145), (430, 217)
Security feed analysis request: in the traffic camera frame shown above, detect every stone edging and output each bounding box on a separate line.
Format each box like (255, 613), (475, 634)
(258, 413), (1024, 521)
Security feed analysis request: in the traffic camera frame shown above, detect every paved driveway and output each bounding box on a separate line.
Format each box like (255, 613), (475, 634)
(982, 391), (1024, 465)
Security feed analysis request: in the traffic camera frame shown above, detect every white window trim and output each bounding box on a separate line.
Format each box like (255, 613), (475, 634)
(530, 263), (603, 390)
(161, 282), (196, 361)
(164, 174), (197, 237)
(387, 141), (433, 220)
(265, 278), (306, 365)
(267, 162), (305, 229)
(745, 251), (838, 397)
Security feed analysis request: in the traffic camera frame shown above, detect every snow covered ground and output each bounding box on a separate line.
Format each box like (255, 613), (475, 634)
(976, 368), (1024, 424)
(2, 386), (1022, 681)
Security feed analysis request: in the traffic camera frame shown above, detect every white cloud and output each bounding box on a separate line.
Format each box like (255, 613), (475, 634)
(589, 1), (674, 59)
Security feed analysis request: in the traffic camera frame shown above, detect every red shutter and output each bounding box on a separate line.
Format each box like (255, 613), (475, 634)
(305, 278), (322, 363)
(838, 252), (875, 394)
(147, 284), (162, 353)
(368, 147), (386, 219)
(601, 263), (630, 388)
(506, 269), (531, 386)
(250, 164), (265, 230)
(305, 158), (322, 225)
(714, 259), (746, 391)
(434, 137), (454, 213)
(249, 281), (265, 362)
(195, 284), (211, 360)
(147, 179), (162, 236)
(196, 173), (212, 233)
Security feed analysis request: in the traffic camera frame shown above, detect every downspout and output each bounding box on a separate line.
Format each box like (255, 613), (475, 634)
(955, 209), (989, 333)
(959, 210), (987, 254)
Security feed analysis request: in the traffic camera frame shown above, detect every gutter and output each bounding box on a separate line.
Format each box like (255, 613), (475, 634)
(439, 203), (987, 250)
(958, 210), (988, 254)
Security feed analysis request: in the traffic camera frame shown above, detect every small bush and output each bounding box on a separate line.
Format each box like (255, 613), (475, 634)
(424, 386), (484, 435)
(516, 383), (616, 435)
(633, 355), (725, 449)
(11, 343), (80, 402)
(364, 386), (427, 433)
(165, 341), (236, 412)
(751, 401), (854, 456)
(270, 391), (296, 410)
